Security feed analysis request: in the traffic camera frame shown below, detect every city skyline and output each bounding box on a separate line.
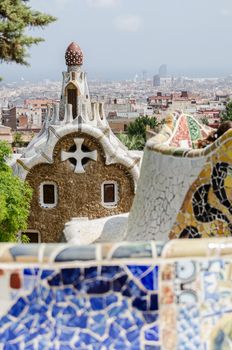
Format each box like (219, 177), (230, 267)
(1, 0), (232, 82)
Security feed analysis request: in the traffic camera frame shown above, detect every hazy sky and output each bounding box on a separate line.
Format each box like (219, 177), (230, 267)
(2, 0), (232, 81)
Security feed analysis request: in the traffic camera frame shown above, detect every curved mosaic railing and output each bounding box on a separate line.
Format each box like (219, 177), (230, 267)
(126, 118), (232, 241)
(1, 239), (232, 349)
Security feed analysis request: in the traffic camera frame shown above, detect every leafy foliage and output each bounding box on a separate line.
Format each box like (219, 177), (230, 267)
(127, 116), (158, 139)
(221, 101), (232, 122)
(13, 132), (24, 147)
(200, 116), (209, 126)
(119, 116), (158, 150)
(0, 140), (12, 167)
(118, 133), (145, 150)
(0, 141), (32, 242)
(0, 0), (56, 66)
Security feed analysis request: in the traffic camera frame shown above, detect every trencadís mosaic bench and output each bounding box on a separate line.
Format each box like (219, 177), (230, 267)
(1, 239), (232, 349)
(126, 115), (232, 242)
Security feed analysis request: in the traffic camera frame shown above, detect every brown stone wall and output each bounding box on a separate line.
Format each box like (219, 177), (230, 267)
(26, 132), (135, 242)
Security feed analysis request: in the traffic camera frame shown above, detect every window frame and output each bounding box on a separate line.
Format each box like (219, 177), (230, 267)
(39, 181), (58, 209)
(101, 181), (119, 208)
(19, 230), (41, 243)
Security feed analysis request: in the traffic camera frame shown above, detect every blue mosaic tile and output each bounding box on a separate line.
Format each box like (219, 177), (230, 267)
(145, 325), (159, 341)
(84, 266), (98, 279)
(0, 315), (11, 328)
(48, 273), (61, 286)
(0, 265), (160, 349)
(150, 294), (159, 311)
(90, 321), (106, 336)
(113, 274), (128, 291)
(178, 304), (201, 349)
(86, 279), (110, 294)
(127, 328), (140, 342)
(101, 265), (121, 277)
(90, 296), (105, 310)
(127, 265), (159, 291)
(25, 345), (34, 350)
(59, 330), (75, 341)
(24, 268), (39, 276)
(143, 312), (159, 323)
(106, 293), (118, 305)
(145, 346), (161, 350)
(60, 346), (73, 350)
(116, 316), (134, 329)
(127, 280), (146, 297)
(9, 297), (27, 317)
(132, 297), (148, 311)
(4, 344), (21, 350)
(127, 265), (148, 277)
(61, 268), (80, 284)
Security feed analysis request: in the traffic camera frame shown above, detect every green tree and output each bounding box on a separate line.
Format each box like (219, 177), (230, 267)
(200, 116), (209, 126)
(121, 116), (158, 149)
(118, 133), (145, 150)
(127, 116), (158, 139)
(221, 101), (232, 122)
(0, 141), (32, 241)
(0, 0), (56, 68)
(13, 131), (24, 147)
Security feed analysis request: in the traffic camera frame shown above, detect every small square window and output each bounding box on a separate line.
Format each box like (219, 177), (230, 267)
(43, 184), (55, 204)
(19, 230), (41, 243)
(104, 184), (115, 203)
(102, 181), (118, 207)
(39, 182), (57, 208)
(21, 231), (40, 243)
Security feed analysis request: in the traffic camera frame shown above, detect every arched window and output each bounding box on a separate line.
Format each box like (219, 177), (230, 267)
(66, 83), (78, 118)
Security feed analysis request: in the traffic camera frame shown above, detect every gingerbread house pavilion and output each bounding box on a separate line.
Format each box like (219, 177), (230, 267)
(14, 42), (140, 243)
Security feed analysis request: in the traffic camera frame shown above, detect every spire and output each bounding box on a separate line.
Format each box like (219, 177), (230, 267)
(65, 42), (83, 66)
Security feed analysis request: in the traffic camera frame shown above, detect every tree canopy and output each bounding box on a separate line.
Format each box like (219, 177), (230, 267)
(0, 0), (56, 66)
(0, 141), (32, 242)
(221, 101), (232, 122)
(118, 116), (159, 150)
(127, 116), (158, 139)
(13, 131), (24, 147)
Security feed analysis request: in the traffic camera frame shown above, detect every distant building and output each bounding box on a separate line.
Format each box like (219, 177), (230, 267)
(215, 94), (229, 103)
(181, 91), (188, 98)
(153, 75), (160, 87)
(104, 98), (135, 118)
(108, 116), (137, 134)
(196, 108), (221, 128)
(1, 99), (55, 131)
(158, 64), (167, 77)
(2, 106), (42, 130)
(17, 107), (42, 129)
(2, 107), (17, 130)
(142, 70), (147, 81)
(0, 125), (13, 144)
(24, 99), (55, 123)
(147, 92), (173, 112)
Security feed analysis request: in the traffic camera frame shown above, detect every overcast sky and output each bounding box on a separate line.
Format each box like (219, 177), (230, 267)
(2, 0), (232, 81)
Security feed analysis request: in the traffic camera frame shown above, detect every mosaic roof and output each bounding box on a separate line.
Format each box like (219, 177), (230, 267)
(167, 113), (212, 148)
